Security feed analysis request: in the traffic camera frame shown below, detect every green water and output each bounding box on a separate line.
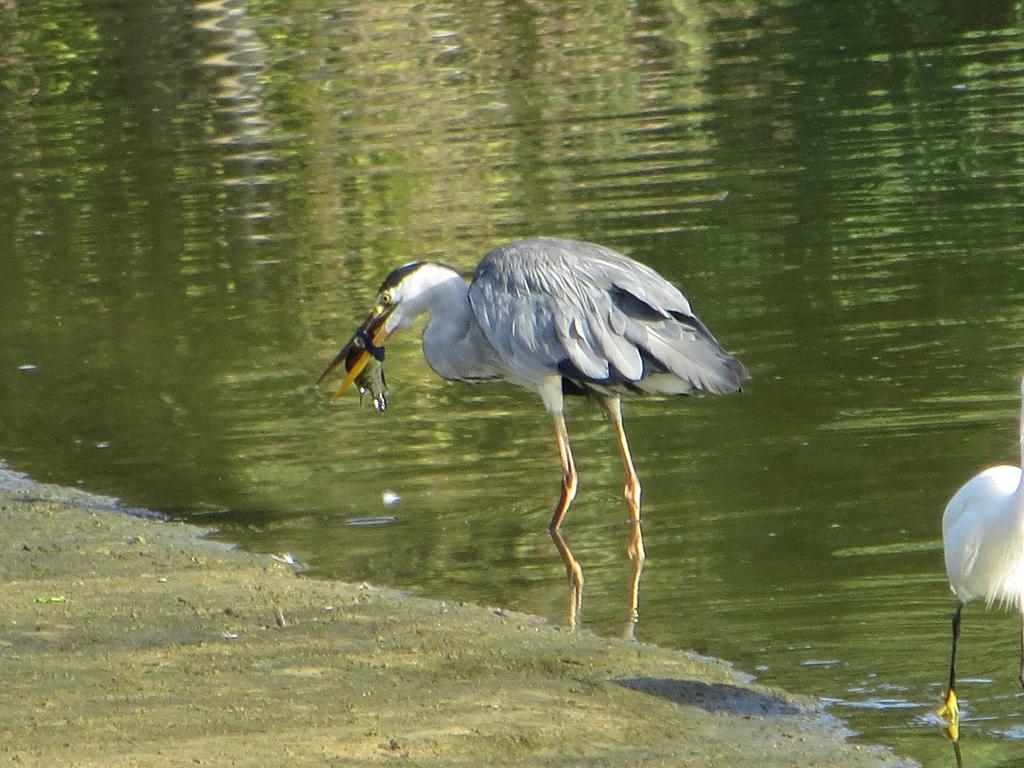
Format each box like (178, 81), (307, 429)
(4, 1), (1024, 764)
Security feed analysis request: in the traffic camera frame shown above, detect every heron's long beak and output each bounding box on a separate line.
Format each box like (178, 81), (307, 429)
(317, 305), (394, 401)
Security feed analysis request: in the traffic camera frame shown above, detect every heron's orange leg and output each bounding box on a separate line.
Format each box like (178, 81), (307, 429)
(602, 396), (645, 634)
(548, 411), (582, 628)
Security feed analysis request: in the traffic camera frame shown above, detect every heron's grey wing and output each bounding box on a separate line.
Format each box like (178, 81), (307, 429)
(469, 238), (747, 395)
(468, 271), (581, 383)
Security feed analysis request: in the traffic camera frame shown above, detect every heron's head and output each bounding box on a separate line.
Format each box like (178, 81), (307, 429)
(318, 261), (441, 401)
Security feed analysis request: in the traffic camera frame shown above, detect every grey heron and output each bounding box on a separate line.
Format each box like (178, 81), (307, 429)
(320, 237), (748, 627)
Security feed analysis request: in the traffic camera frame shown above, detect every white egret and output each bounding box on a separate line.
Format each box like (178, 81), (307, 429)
(939, 377), (1024, 740)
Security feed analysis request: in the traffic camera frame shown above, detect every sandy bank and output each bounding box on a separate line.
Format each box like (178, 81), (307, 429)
(0, 469), (913, 767)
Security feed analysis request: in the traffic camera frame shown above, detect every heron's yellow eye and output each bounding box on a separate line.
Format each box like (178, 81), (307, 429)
(379, 292), (393, 306)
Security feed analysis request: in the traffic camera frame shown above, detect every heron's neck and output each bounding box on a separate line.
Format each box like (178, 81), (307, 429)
(417, 267), (473, 337)
(410, 265), (504, 382)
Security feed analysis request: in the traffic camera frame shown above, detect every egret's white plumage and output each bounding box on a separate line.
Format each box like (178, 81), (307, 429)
(943, 465), (1024, 610)
(938, 378), (1024, 740)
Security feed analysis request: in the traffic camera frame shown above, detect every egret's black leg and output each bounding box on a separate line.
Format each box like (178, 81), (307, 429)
(949, 602), (963, 694)
(939, 602), (964, 741)
(1018, 610), (1024, 689)
(951, 738), (963, 768)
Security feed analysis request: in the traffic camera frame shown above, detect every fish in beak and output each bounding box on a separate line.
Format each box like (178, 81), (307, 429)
(318, 305), (394, 411)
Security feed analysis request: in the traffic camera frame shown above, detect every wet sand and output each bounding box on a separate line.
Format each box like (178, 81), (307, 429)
(0, 469), (914, 767)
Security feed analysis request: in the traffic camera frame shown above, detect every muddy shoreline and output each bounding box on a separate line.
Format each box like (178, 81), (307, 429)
(0, 468), (913, 767)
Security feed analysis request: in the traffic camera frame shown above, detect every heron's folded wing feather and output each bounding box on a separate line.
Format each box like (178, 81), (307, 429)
(470, 254), (632, 383)
(624, 320), (745, 395)
(469, 283), (575, 380)
(469, 238), (746, 393)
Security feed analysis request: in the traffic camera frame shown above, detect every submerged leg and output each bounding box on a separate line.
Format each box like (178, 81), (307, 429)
(601, 396), (645, 633)
(938, 602), (964, 741)
(548, 410), (582, 627)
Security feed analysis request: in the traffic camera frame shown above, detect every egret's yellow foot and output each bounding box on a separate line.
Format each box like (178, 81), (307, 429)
(946, 718), (959, 743)
(937, 688), (958, 719)
(937, 689), (959, 741)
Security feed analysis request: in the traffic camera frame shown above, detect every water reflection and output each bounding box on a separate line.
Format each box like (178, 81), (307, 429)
(544, 510), (644, 636)
(194, 0), (288, 236)
(4, 1), (1024, 766)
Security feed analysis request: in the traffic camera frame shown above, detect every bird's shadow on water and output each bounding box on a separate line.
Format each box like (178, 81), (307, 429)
(615, 677), (803, 717)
